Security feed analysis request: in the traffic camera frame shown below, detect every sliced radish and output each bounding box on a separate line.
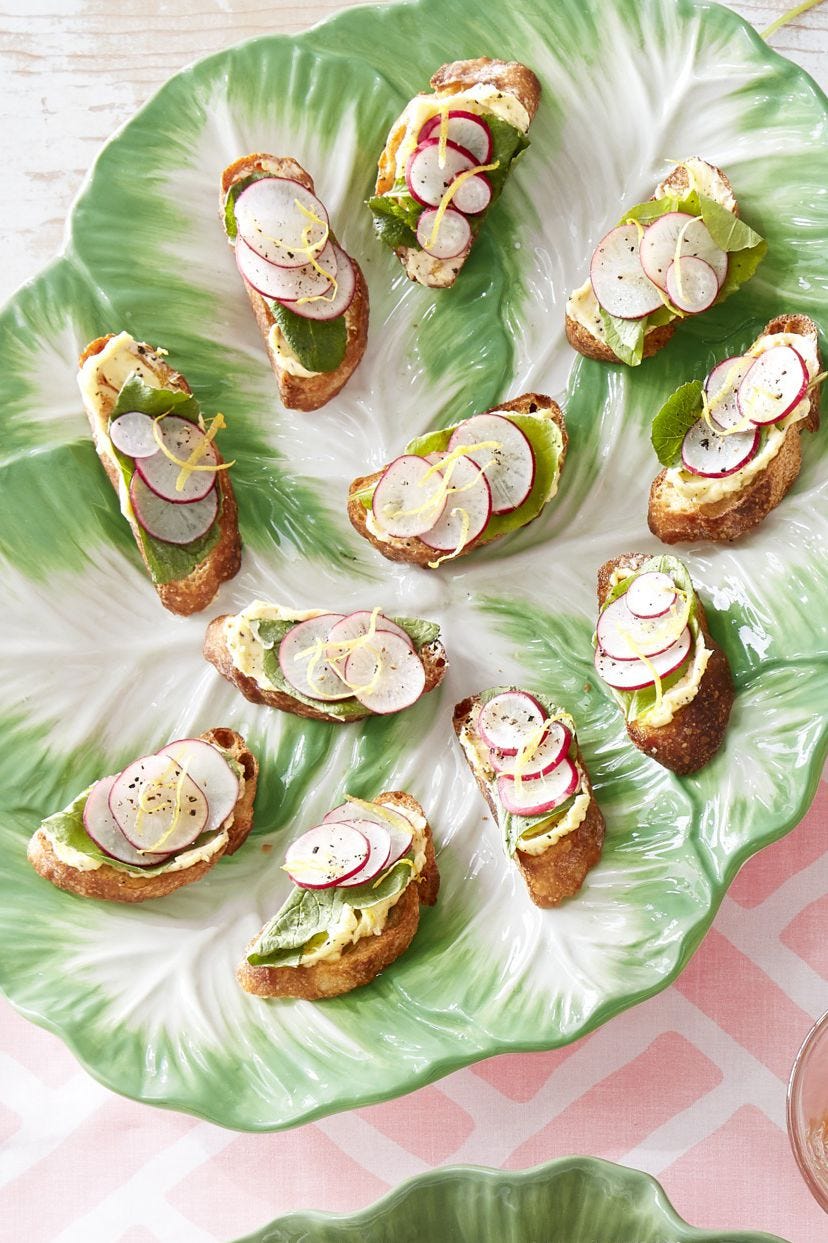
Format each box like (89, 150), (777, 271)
(640, 213), (726, 290)
(490, 720), (572, 780)
(497, 757), (579, 817)
(344, 631), (426, 715)
(280, 245), (356, 322)
(589, 224), (662, 320)
(705, 355), (751, 432)
(478, 691), (547, 755)
(447, 413), (535, 515)
(322, 803), (413, 868)
(595, 627), (692, 690)
(236, 236), (335, 301)
(418, 111), (493, 164)
(416, 207), (472, 259)
(278, 613), (351, 702)
(681, 418), (759, 477)
(327, 611), (411, 650)
(405, 138), (475, 208)
(419, 453), (492, 552)
(84, 773), (171, 867)
(109, 412), (158, 459)
(452, 172), (492, 216)
(110, 753), (208, 853)
(372, 455), (447, 538)
(158, 738), (239, 833)
(336, 820), (392, 887)
(596, 595), (685, 661)
(626, 572), (677, 619)
(234, 178), (329, 268)
(135, 416), (217, 504)
(130, 474), (218, 545)
(664, 256), (718, 315)
(285, 823), (369, 890)
(737, 345), (809, 426)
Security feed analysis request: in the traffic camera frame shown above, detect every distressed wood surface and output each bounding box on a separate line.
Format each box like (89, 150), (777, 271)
(0, 0), (825, 302)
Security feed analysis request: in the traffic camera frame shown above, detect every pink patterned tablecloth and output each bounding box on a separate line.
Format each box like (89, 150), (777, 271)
(1, 778), (825, 1242)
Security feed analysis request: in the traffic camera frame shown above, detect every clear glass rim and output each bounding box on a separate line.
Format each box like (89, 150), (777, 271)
(787, 1008), (828, 1214)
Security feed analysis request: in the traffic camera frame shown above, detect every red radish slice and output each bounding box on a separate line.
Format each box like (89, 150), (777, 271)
(278, 613), (351, 702)
(109, 412), (158, 459)
(236, 236), (335, 301)
(110, 754), (208, 853)
(664, 256), (718, 314)
(84, 774), (172, 866)
(452, 172), (492, 215)
(322, 803), (414, 868)
(418, 454), (492, 552)
(626, 572), (677, 619)
(416, 207), (472, 259)
(478, 691), (547, 755)
(285, 823), (369, 890)
(135, 416), (217, 504)
(324, 800), (416, 830)
(327, 611), (411, 650)
(597, 595), (685, 661)
(344, 631), (426, 715)
(737, 345), (809, 426)
(681, 418), (759, 477)
(447, 413), (535, 515)
(158, 738), (239, 834)
(705, 355), (751, 432)
(234, 178), (329, 268)
(595, 627), (692, 690)
(639, 212), (696, 290)
(336, 820), (392, 887)
(418, 111), (493, 163)
(130, 474), (218, 545)
(490, 721), (572, 780)
(589, 224), (663, 320)
(372, 455), (447, 538)
(279, 246), (356, 322)
(405, 138), (476, 208)
(497, 757), (579, 817)
(640, 213), (726, 290)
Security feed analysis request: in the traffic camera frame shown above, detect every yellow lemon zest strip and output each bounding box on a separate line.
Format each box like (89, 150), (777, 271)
(671, 216), (695, 303)
(618, 628), (665, 713)
(385, 441), (499, 523)
(142, 758), (191, 852)
(151, 414), (234, 490)
(427, 159), (500, 248)
(344, 795), (412, 832)
(250, 197), (329, 260)
(295, 217), (339, 306)
(427, 506), (471, 568)
(701, 357), (753, 436)
(512, 722), (548, 795)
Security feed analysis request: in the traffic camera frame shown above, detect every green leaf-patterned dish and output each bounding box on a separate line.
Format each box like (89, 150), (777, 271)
(234, 1157), (790, 1242)
(0, 0), (825, 1130)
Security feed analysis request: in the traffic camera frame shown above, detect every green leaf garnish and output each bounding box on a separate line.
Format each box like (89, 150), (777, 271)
(598, 309), (646, 367)
(650, 380), (705, 467)
(271, 302), (348, 374)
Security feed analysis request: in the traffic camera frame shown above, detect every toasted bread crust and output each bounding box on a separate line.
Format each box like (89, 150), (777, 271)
(597, 555), (734, 774)
(221, 154), (368, 411)
(236, 792), (439, 999)
(27, 729), (259, 903)
(375, 59), (540, 288)
(347, 394), (567, 567)
(452, 696), (605, 906)
(203, 614), (448, 723)
(648, 314), (822, 543)
(78, 335), (242, 616)
(567, 159), (737, 364)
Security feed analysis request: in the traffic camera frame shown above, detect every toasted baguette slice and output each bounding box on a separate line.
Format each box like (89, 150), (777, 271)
(78, 333), (241, 616)
(452, 694), (605, 907)
(221, 154), (369, 411)
(597, 555), (734, 774)
(565, 159), (737, 364)
(27, 729), (259, 903)
(649, 314), (822, 543)
(203, 610), (448, 724)
(347, 393), (567, 567)
(237, 791), (439, 999)
(374, 58), (541, 288)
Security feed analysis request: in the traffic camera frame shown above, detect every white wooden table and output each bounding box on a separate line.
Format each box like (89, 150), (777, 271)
(0, 1), (826, 304)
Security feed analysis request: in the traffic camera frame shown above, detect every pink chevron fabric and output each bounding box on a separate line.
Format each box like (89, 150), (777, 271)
(1, 780), (825, 1242)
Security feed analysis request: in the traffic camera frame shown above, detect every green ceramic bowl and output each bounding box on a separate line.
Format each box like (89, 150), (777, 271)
(234, 1157), (790, 1242)
(0, 0), (825, 1131)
